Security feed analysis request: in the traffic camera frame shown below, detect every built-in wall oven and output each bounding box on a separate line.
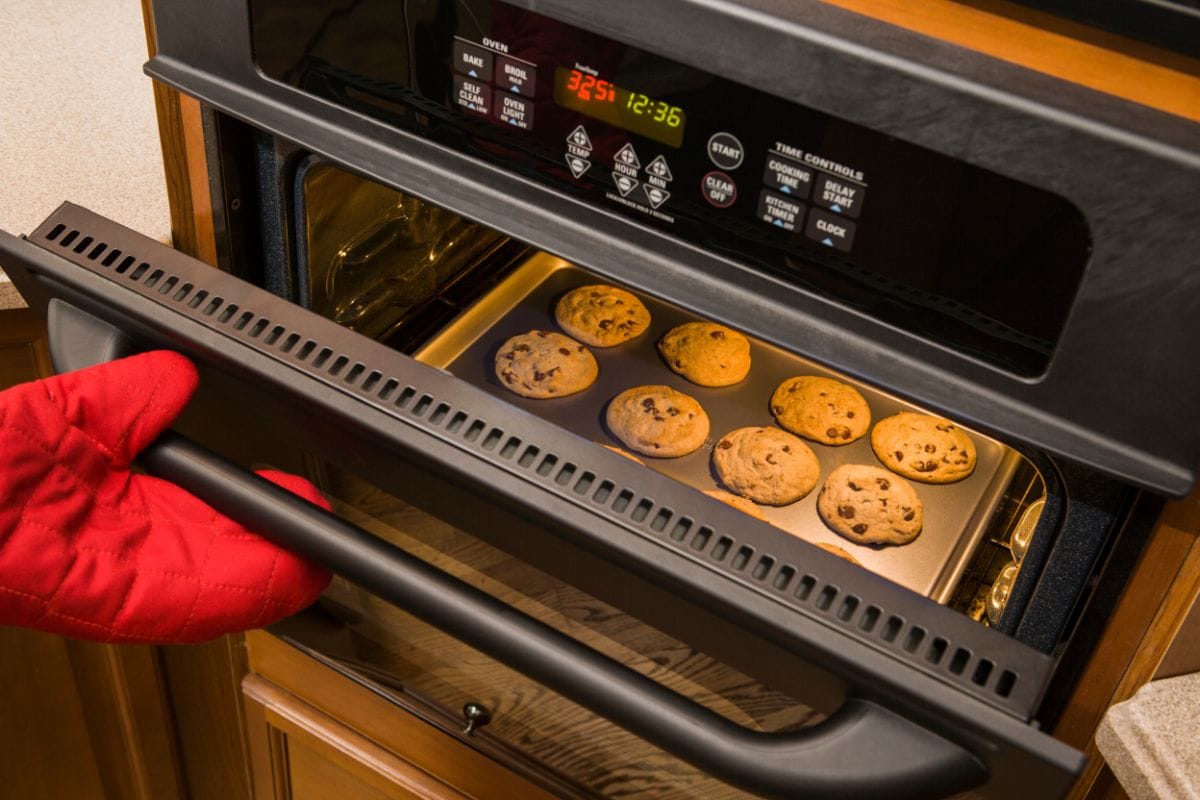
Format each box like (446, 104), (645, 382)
(2, 1), (1198, 798)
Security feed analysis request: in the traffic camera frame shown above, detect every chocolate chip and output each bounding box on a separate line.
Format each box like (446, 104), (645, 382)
(558, 347), (571, 356)
(894, 451), (904, 461)
(589, 291), (600, 297)
(667, 407), (680, 416)
(675, 359), (683, 368)
(837, 504), (856, 519)
(642, 398), (655, 409)
(547, 367), (560, 375)
(577, 345), (584, 352)
(766, 453), (777, 465)
(615, 299), (624, 305)
(504, 352), (516, 360)
(840, 428), (851, 439)
(599, 319), (613, 329)
(819, 392), (827, 397)
(688, 413), (695, 419)
(903, 510), (915, 521)
(924, 443), (937, 453)
(503, 372), (515, 384)
(846, 411), (855, 418)
(782, 445), (791, 453)
(533, 371), (546, 381)
(826, 427), (838, 438)
(852, 523), (868, 534)
(718, 440), (732, 450)
(876, 478), (890, 490)
(848, 481), (862, 491)
(514, 343), (531, 352)
(915, 461), (937, 473)
(710, 330), (725, 339)
(788, 385), (797, 393)
(654, 416), (665, 422)
(548, 387), (557, 393)
(936, 424), (952, 432)
(772, 405), (784, 415)
(536, 331), (547, 338)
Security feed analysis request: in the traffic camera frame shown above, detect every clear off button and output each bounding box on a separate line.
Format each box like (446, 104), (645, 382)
(701, 171), (737, 207)
(805, 208), (856, 251)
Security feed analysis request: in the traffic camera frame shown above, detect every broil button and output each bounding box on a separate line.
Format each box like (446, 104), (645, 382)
(701, 171), (738, 208)
(805, 208), (857, 251)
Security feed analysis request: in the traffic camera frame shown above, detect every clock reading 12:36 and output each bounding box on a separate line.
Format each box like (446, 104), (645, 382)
(553, 67), (686, 148)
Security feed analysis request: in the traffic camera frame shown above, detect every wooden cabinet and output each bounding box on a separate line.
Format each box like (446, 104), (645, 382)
(243, 630), (560, 800)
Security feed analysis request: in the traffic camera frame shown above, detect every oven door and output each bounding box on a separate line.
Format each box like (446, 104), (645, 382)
(0, 205), (1086, 799)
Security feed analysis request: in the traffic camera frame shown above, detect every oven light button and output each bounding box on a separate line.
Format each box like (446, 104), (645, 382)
(805, 208), (856, 251)
(701, 171), (737, 207)
(493, 90), (533, 130)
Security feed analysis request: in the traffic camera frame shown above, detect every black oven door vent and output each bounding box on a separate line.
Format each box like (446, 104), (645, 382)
(1, 203), (1087, 799)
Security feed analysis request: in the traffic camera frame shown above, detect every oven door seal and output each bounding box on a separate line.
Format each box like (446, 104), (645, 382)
(1, 204), (1085, 798)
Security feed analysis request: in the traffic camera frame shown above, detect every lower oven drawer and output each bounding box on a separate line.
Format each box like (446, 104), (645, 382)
(1, 204), (1094, 799)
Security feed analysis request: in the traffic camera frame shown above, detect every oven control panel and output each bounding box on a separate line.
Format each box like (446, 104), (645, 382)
(250, 0), (1091, 377)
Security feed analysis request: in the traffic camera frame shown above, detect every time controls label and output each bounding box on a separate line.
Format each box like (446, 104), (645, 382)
(763, 154), (813, 198)
(813, 173), (865, 218)
(453, 75), (490, 116)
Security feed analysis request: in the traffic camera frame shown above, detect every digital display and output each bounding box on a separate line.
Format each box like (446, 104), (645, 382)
(552, 67), (685, 148)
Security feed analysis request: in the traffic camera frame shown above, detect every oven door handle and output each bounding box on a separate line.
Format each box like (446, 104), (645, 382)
(140, 431), (986, 800)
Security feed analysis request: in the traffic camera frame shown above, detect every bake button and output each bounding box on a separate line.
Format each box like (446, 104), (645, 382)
(701, 171), (737, 207)
(813, 173), (865, 218)
(452, 41), (493, 82)
(707, 132), (744, 170)
(453, 75), (490, 117)
(805, 208), (856, 251)
(493, 90), (533, 130)
(496, 56), (536, 96)
(763, 155), (813, 198)
(756, 190), (804, 232)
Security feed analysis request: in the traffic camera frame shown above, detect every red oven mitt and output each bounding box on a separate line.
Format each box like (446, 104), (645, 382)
(0, 350), (332, 644)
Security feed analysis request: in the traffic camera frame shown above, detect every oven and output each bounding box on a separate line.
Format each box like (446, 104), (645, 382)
(2, 1), (1198, 798)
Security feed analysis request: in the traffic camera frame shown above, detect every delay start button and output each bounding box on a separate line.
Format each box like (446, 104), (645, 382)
(707, 132), (744, 170)
(701, 171), (738, 207)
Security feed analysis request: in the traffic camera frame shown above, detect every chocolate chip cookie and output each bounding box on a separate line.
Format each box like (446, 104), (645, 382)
(711, 426), (820, 506)
(606, 385), (710, 457)
(494, 330), (598, 399)
(770, 375), (871, 445)
(870, 412), (977, 484)
(817, 464), (923, 546)
(601, 443), (646, 465)
(657, 322), (751, 387)
(555, 284), (651, 347)
(815, 541), (862, 565)
(703, 489), (768, 521)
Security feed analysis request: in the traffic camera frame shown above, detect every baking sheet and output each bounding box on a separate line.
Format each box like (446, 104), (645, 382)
(416, 254), (1020, 601)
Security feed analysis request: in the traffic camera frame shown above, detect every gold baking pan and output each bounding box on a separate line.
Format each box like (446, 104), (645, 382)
(416, 253), (1024, 602)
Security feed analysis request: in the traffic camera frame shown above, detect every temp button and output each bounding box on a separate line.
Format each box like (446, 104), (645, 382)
(701, 171), (737, 207)
(805, 208), (856, 252)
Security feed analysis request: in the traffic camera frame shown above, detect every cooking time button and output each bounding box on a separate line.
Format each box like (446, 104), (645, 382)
(805, 208), (856, 252)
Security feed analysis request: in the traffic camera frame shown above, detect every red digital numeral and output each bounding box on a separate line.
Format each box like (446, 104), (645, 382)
(577, 74), (597, 100)
(566, 69), (583, 92)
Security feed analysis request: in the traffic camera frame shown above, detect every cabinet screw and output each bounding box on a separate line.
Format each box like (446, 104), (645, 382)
(461, 702), (492, 735)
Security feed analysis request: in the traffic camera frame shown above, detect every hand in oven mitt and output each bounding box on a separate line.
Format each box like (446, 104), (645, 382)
(0, 351), (332, 643)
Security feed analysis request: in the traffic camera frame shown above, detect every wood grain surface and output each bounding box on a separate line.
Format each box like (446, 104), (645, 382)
(817, 0), (1200, 121)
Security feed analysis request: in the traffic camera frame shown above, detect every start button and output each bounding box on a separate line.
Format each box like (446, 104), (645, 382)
(707, 132), (744, 170)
